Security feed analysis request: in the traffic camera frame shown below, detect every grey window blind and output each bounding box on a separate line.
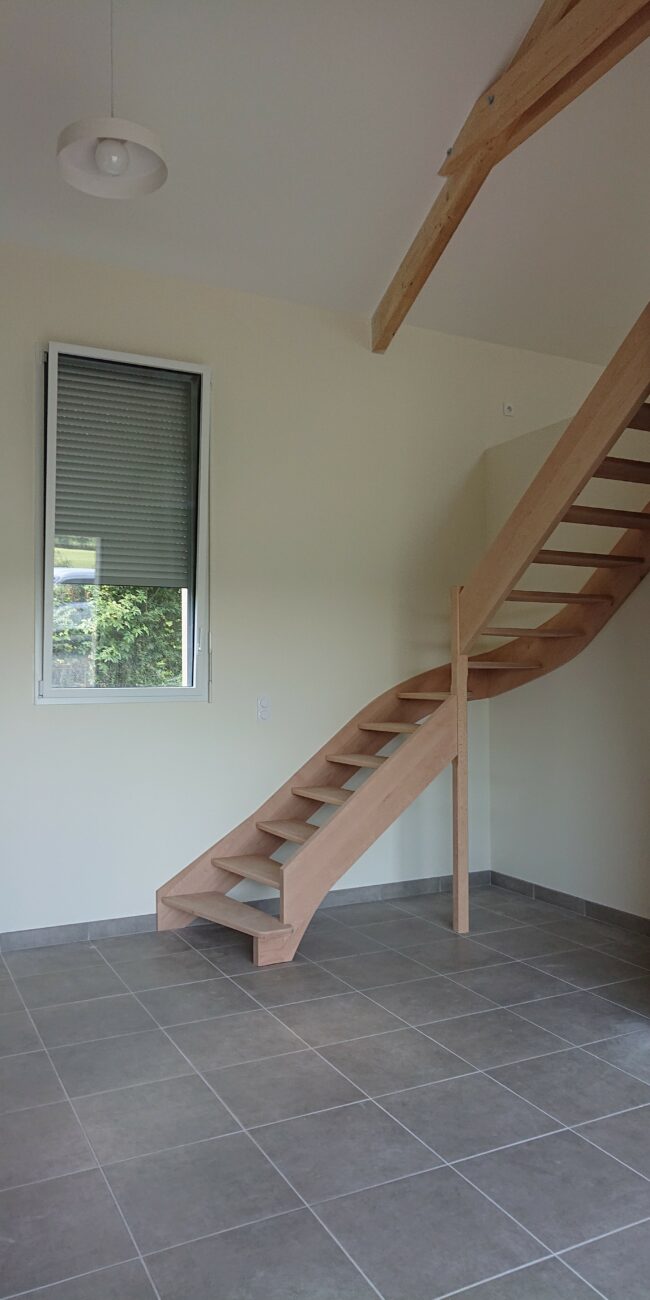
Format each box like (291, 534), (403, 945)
(54, 354), (200, 588)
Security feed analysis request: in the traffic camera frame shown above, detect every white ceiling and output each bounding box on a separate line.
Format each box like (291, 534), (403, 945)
(2, 0), (648, 362)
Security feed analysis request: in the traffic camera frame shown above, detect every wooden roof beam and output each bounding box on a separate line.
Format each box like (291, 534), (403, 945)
(371, 0), (650, 353)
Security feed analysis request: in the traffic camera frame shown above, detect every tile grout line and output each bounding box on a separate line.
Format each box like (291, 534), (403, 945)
(0, 962), (166, 1300)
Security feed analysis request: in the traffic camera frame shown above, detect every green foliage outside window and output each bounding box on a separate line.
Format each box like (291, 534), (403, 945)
(53, 582), (183, 688)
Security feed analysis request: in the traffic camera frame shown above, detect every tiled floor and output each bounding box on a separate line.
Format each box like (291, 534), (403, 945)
(2, 887), (650, 1298)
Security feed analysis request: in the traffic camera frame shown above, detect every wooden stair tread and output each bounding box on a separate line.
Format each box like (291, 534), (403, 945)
(469, 660), (542, 671)
(359, 721), (419, 734)
(211, 855), (283, 889)
(327, 752), (386, 769)
(564, 504), (650, 530)
(628, 403), (650, 432)
(397, 691), (452, 700)
(507, 589), (613, 604)
(161, 893), (292, 936)
(293, 785), (353, 806)
(257, 819), (318, 844)
(594, 456), (650, 485)
(481, 626), (583, 639)
(534, 549), (644, 568)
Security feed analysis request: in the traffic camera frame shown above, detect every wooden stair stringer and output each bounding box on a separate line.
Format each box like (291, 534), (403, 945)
(277, 698), (459, 959)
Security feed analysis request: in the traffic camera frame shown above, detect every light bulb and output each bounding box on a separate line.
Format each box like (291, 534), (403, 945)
(94, 138), (129, 177)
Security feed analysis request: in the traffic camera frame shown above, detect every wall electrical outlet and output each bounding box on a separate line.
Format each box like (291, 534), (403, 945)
(502, 401), (514, 417)
(257, 694), (271, 722)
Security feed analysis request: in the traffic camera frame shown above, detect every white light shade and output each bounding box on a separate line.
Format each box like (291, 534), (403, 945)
(57, 116), (167, 198)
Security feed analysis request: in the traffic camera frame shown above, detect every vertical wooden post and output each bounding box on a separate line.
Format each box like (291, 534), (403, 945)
(450, 586), (469, 934)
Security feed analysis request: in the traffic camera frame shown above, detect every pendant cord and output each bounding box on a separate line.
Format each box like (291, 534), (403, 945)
(109, 0), (114, 118)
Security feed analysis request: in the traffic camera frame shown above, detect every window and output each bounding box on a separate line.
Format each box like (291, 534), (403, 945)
(39, 343), (210, 701)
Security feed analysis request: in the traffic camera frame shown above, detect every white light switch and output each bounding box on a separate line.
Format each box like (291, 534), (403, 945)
(257, 694), (271, 722)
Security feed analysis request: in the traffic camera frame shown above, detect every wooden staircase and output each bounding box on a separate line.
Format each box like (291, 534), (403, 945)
(157, 303), (650, 965)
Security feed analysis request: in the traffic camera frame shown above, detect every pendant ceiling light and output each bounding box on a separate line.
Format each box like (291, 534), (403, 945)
(57, 0), (167, 198)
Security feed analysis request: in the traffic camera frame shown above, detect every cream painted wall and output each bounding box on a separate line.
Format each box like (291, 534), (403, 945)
(486, 421), (650, 917)
(0, 241), (601, 933)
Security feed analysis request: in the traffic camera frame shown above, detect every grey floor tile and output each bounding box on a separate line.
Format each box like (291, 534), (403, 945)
(204, 941), (266, 975)
(137, 975), (255, 1026)
(422, 1008), (567, 1069)
(15, 965), (125, 1010)
(168, 1007), (304, 1071)
(404, 935), (507, 974)
(0, 1009), (40, 1056)
(452, 962), (574, 1006)
(50, 1028), (192, 1096)
(563, 1219), (650, 1299)
(597, 975), (650, 1017)
(357, 915), (448, 950)
(597, 936), (650, 970)
(0, 1168), (134, 1297)
(577, 1104), (650, 1177)
(541, 917), (627, 948)
(320, 1027), (472, 1095)
(298, 929), (386, 961)
(0, 979), (22, 1013)
(491, 1047), (650, 1125)
(94, 932), (189, 961)
(456, 1258), (597, 1298)
(513, 990), (649, 1045)
(0, 1170), (135, 1300)
(462, 1129), (650, 1252)
(0, 1101), (95, 1190)
(381, 1072), (557, 1161)
(587, 1026), (650, 1083)
(368, 974), (497, 1024)
(477, 929), (580, 960)
(3, 943), (104, 978)
(529, 948), (648, 989)
(33, 994), (156, 1048)
(319, 950), (433, 990)
(233, 963), (351, 1006)
(108, 951), (218, 992)
(255, 1099), (439, 1201)
(316, 1165), (541, 1300)
(17, 1259), (156, 1299)
(105, 1131), (299, 1253)
(331, 900), (408, 927)
(75, 1073), (239, 1164)
(273, 990), (404, 1046)
(0, 1049), (64, 1113)
(147, 1206), (378, 1300)
(207, 1047), (363, 1125)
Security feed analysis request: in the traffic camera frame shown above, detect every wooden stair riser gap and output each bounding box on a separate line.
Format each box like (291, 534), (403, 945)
(359, 721), (420, 735)
(280, 700), (458, 944)
(457, 305), (650, 651)
(564, 504), (650, 530)
(160, 893), (291, 938)
(468, 661), (543, 671)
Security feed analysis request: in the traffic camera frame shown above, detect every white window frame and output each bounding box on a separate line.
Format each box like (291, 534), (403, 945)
(37, 342), (211, 704)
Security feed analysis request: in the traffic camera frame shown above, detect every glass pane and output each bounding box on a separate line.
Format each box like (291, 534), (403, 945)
(52, 536), (186, 689)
